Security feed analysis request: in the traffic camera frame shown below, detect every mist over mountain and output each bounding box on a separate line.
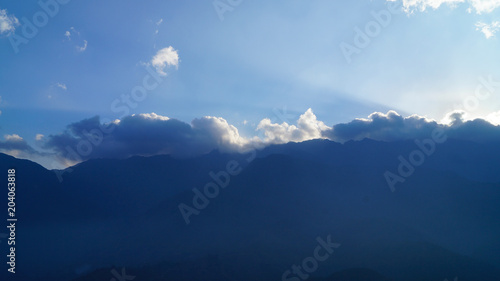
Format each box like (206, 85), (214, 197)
(1, 138), (499, 281)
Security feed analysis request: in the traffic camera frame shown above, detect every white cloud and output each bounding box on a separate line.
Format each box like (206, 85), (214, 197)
(134, 112), (170, 121)
(485, 111), (500, 125)
(151, 46), (179, 76)
(256, 108), (330, 144)
(0, 9), (19, 35)
(475, 21), (500, 38)
(388, 0), (500, 13)
(192, 116), (255, 152)
(77, 40), (88, 52)
(387, 0), (464, 13)
(56, 83), (67, 90)
(35, 134), (44, 141)
(65, 27), (87, 51)
(156, 19), (163, 26)
(5, 134), (23, 141)
(469, 0), (500, 13)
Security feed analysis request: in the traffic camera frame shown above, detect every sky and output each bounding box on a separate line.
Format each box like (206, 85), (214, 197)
(1, 0), (500, 168)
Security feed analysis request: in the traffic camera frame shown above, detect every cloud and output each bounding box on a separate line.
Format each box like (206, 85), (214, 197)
(388, 0), (500, 13)
(476, 21), (500, 38)
(56, 83), (67, 90)
(41, 109), (337, 165)
(151, 46), (179, 76)
(5, 134), (22, 141)
(0, 134), (38, 157)
(256, 108), (330, 144)
(393, 0), (464, 12)
(469, 0), (500, 13)
(323, 110), (500, 143)
(154, 18), (163, 34)
(387, 1), (500, 40)
(5, 108), (500, 168)
(0, 9), (19, 35)
(0, 134), (56, 167)
(77, 40), (88, 52)
(64, 27), (87, 51)
(323, 111), (441, 142)
(43, 113), (256, 164)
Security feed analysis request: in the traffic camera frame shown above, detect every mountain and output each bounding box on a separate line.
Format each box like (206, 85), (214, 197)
(1, 138), (500, 280)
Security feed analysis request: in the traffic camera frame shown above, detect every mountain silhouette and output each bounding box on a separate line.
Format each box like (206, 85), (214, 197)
(1, 138), (499, 280)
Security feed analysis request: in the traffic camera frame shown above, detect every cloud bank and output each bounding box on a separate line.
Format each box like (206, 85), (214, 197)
(3, 109), (500, 168)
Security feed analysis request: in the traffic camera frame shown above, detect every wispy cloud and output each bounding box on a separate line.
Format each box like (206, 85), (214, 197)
(56, 83), (67, 90)
(151, 46), (179, 76)
(387, 0), (500, 40)
(64, 27), (88, 52)
(475, 21), (500, 38)
(77, 40), (88, 52)
(0, 9), (19, 35)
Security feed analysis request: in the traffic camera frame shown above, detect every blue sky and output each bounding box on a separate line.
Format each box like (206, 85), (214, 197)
(1, 0), (500, 168)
